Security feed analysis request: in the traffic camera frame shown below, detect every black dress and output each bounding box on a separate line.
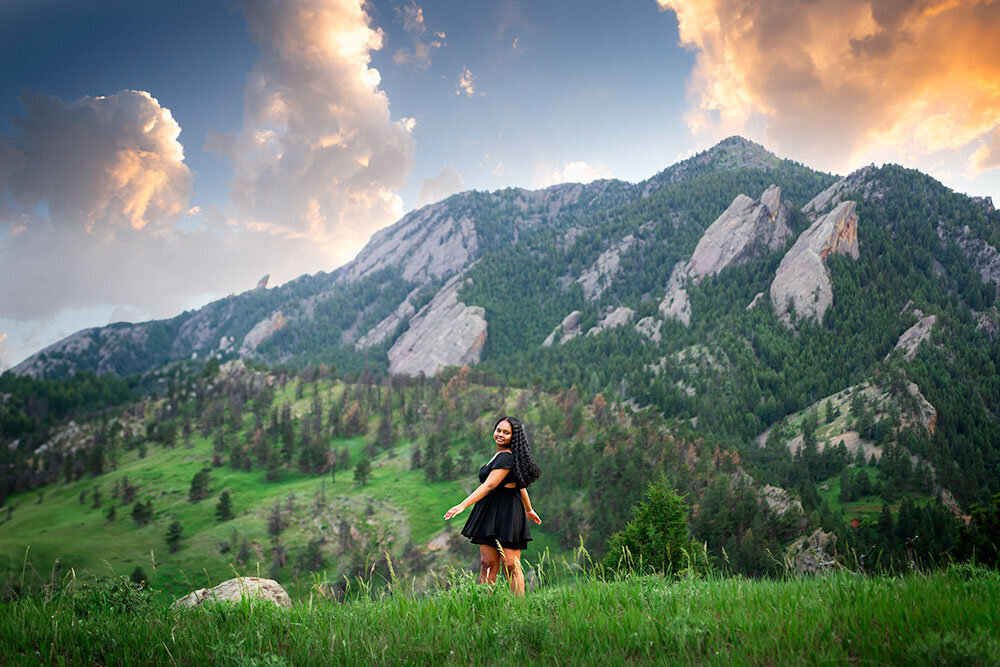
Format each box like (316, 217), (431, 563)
(460, 451), (531, 550)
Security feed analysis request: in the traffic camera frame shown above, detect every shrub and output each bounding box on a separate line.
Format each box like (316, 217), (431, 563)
(603, 475), (697, 576)
(71, 575), (156, 617)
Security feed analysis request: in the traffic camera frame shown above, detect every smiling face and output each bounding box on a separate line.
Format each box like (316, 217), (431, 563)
(493, 420), (512, 448)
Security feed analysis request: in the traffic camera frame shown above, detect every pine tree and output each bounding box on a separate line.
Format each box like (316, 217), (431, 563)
(216, 491), (234, 522)
(353, 457), (371, 486)
(166, 519), (183, 553)
(106, 505), (117, 522)
(188, 468), (212, 502)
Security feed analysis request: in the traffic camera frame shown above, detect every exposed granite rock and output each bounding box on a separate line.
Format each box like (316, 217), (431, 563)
(746, 292), (765, 310)
(976, 311), (999, 341)
(542, 311), (583, 347)
(972, 195), (995, 212)
(659, 186), (793, 325)
(355, 288), (421, 349)
(939, 225), (1000, 300)
(888, 314), (937, 361)
(173, 577), (291, 609)
(635, 316), (662, 343)
(254, 274), (270, 291)
(760, 485), (804, 518)
(906, 381), (938, 436)
(785, 529), (839, 574)
(658, 263), (692, 326)
(771, 201), (859, 325)
(586, 307), (635, 336)
(577, 234), (637, 300)
(239, 311), (287, 357)
(802, 166), (876, 217)
(339, 203), (478, 284)
(387, 274), (487, 376)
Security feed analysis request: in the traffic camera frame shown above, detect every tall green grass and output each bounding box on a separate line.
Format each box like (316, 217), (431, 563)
(2, 557), (998, 665)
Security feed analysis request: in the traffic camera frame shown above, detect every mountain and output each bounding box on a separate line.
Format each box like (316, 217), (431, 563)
(9, 136), (1000, 510)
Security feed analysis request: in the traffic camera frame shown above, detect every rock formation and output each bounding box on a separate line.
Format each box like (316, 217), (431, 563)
(770, 200), (859, 326)
(355, 288), (421, 349)
(888, 314), (937, 361)
(660, 185), (793, 325)
(387, 274), (487, 376)
(586, 307), (635, 335)
(576, 234), (637, 300)
(635, 316), (662, 343)
(173, 577), (291, 609)
(802, 166), (875, 217)
(254, 274), (270, 291)
(542, 311), (583, 347)
(785, 529), (839, 574)
(239, 311), (287, 357)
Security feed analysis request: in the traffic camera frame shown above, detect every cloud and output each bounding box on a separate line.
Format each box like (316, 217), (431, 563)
(392, 1), (445, 68)
(218, 0), (416, 269)
(416, 166), (464, 207)
(535, 160), (612, 187)
(1, 0), (419, 360)
(456, 68), (479, 97)
(0, 89), (190, 236)
(971, 128), (1000, 174)
(656, 0), (1000, 173)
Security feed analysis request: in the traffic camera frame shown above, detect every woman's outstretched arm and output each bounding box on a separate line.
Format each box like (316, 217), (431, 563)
(443, 468), (509, 520)
(520, 488), (542, 525)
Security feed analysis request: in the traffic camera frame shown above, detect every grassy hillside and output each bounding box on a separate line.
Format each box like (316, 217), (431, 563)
(2, 566), (998, 665)
(0, 374), (565, 603)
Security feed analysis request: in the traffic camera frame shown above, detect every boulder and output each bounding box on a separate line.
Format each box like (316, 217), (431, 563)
(387, 274), (487, 376)
(173, 577), (291, 609)
(785, 529), (839, 574)
(770, 200), (859, 326)
(660, 186), (792, 325)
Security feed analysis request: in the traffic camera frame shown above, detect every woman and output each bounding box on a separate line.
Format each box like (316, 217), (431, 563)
(444, 416), (542, 596)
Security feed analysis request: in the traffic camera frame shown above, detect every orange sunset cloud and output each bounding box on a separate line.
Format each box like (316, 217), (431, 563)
(657, 0), (1000, 174)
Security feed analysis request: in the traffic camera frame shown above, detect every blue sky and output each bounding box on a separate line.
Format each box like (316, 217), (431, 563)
(1, 0), (998, 368)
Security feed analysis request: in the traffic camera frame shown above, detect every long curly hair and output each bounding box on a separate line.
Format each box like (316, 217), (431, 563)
(495, 416), (541, 488)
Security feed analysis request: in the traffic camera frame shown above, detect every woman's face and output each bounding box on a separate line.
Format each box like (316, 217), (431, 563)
(493, 420), (512, 447)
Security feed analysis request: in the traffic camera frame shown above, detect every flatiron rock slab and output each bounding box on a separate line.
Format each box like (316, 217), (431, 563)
(771, 200), (859, 326)
(388, 274), (487, 376)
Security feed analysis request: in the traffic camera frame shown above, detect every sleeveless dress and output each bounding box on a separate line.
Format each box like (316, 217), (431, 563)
(460, 451), (531, 550)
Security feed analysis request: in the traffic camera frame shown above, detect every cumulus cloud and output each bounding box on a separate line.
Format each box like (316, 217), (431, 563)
(0, 89), (190, 236)
(456, 68), (479, 97)
(971, 128), (1000, 174)
(1, 0), (420, 363)
(535, 160), (612, 187)
(416, 165), (464, 207)
(656, 0), (1000, 173)
(219, 0), (416, 268)
(392, 1), (445, 68)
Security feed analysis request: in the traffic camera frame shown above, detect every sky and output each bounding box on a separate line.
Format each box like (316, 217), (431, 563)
(1, 0), (998, 369)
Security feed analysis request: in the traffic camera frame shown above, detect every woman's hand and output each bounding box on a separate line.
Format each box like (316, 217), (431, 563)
(444, 504), (465, 520)
(527, 509), (542, 525)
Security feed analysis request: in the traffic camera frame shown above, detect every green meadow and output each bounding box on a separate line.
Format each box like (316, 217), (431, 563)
(2, 565), (998, 665)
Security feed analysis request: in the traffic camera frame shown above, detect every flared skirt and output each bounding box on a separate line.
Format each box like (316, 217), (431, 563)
(460, 487), (531, 550)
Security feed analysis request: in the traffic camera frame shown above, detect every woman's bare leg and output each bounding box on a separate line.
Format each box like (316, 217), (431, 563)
(479, 545), (500, 584)
(500, 547), (525, 597)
